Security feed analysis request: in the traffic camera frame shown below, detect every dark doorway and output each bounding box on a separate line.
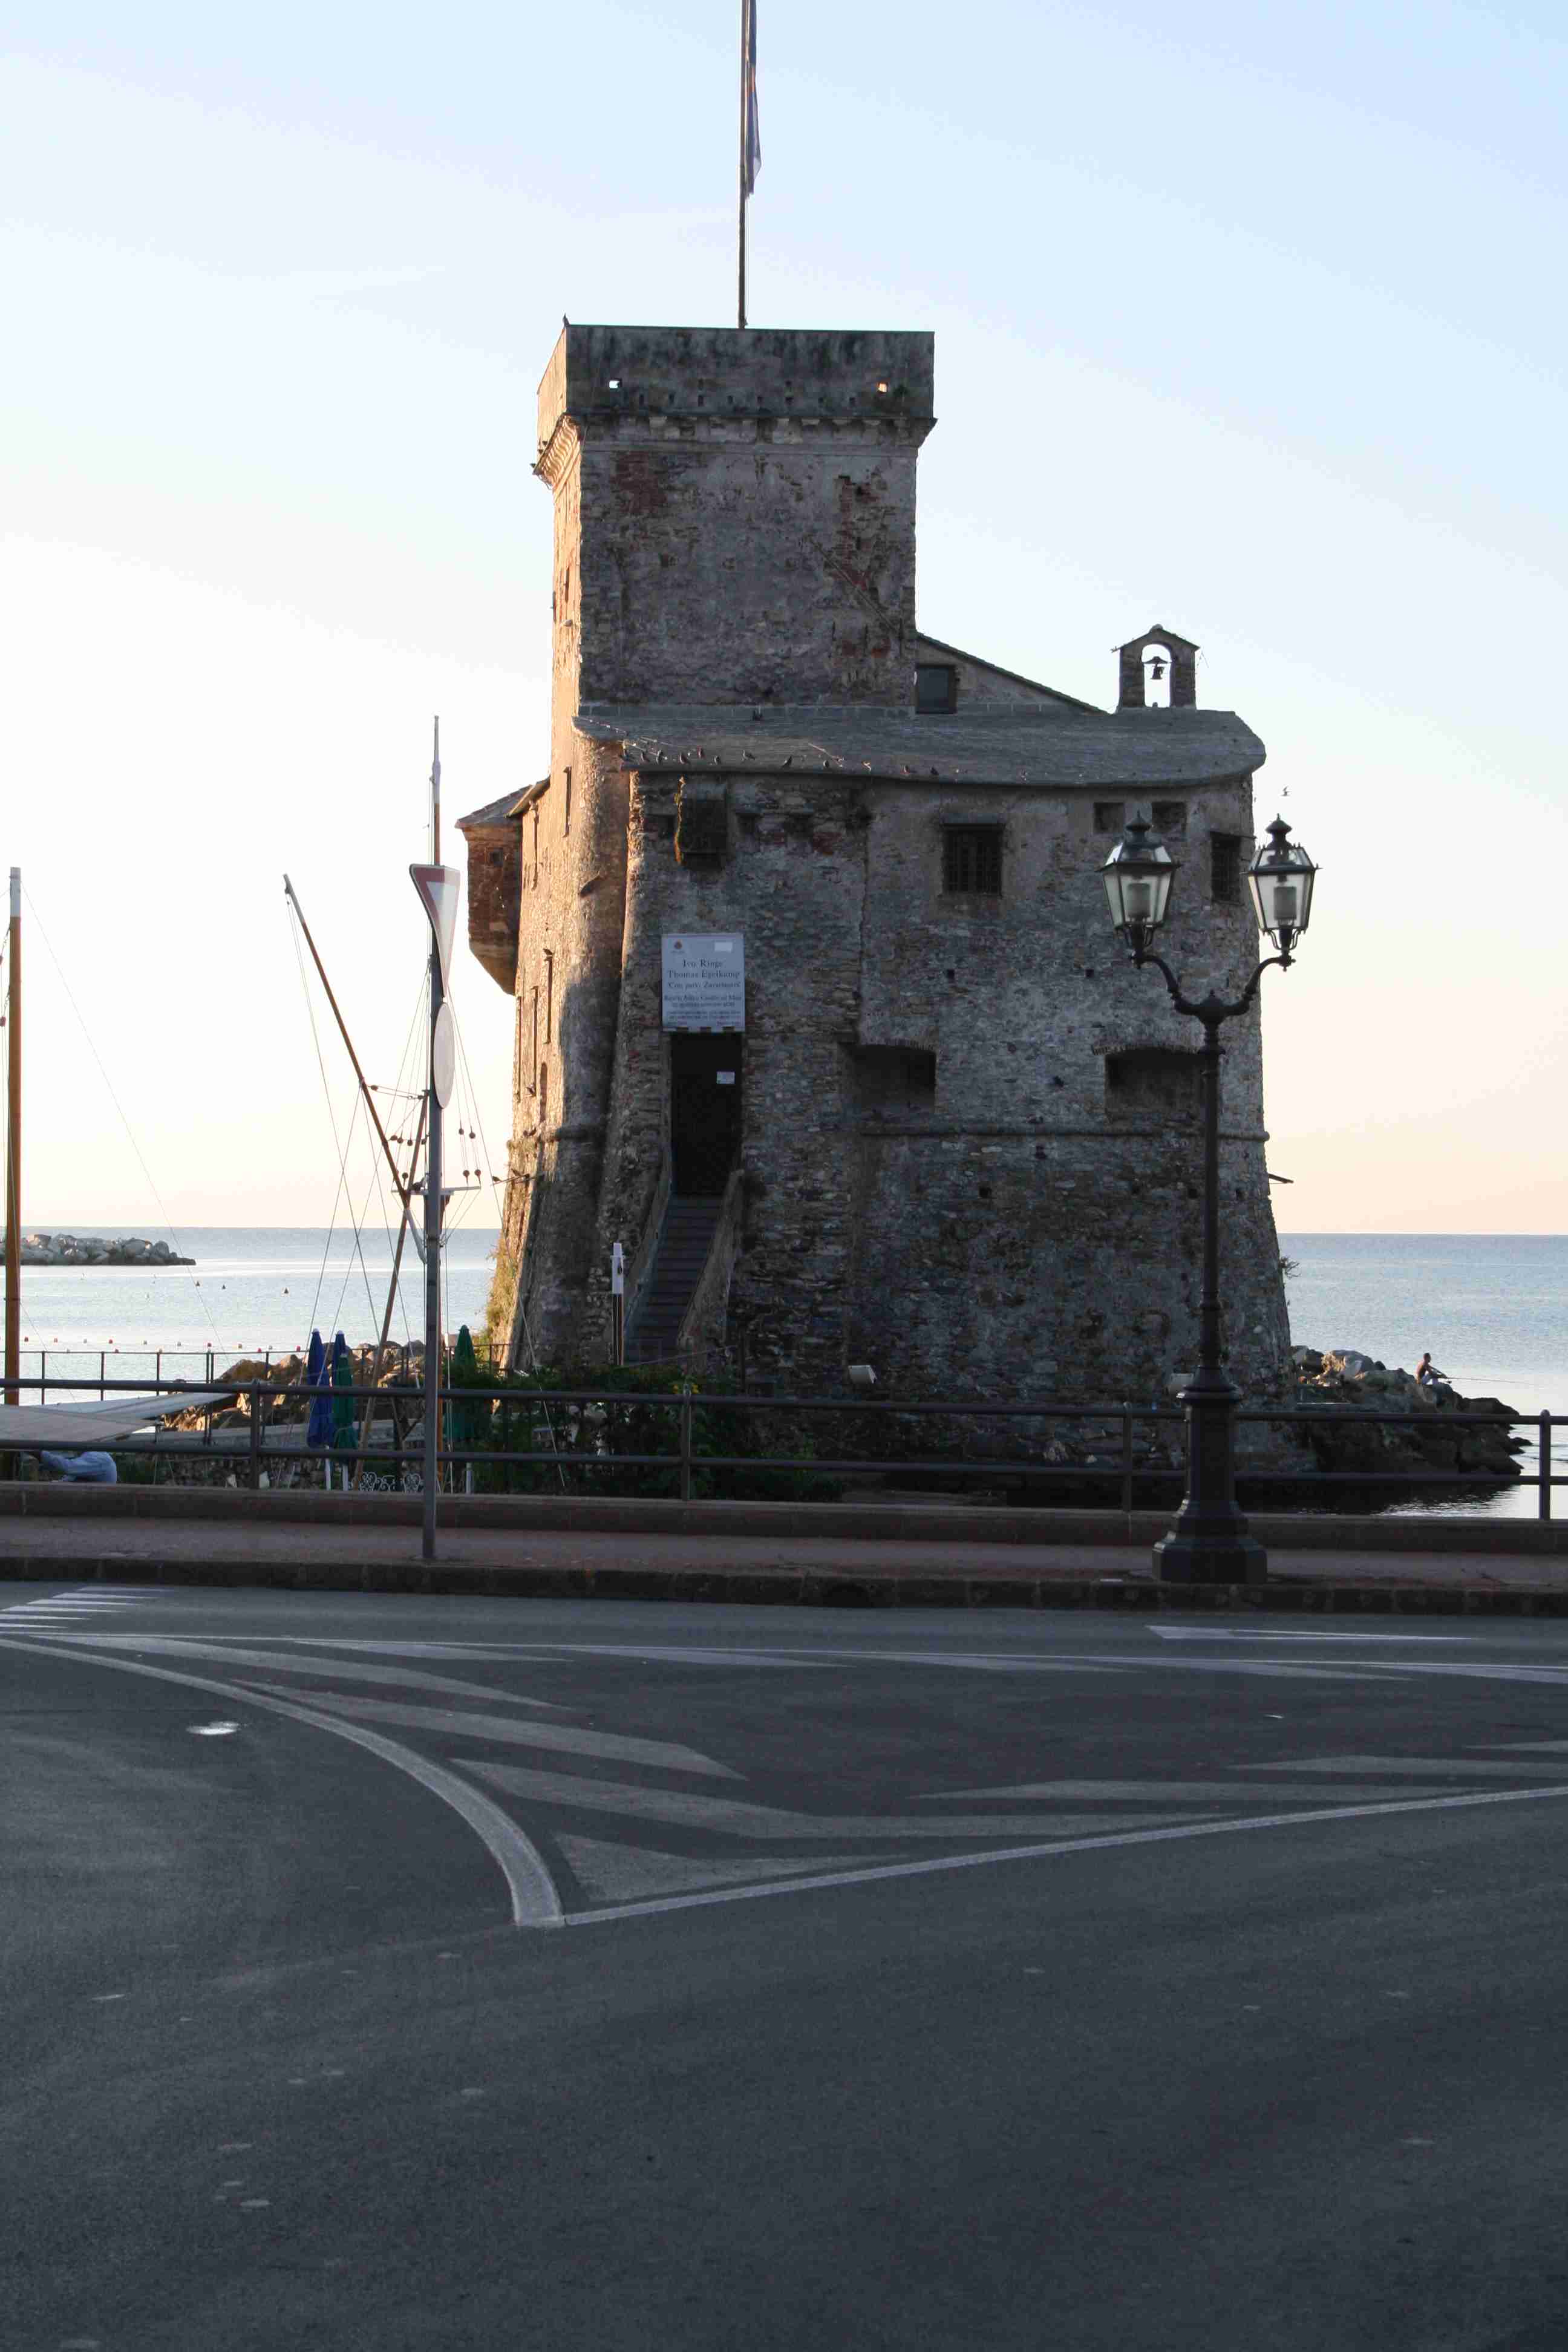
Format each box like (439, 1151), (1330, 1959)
(670, 1033), (743, 1195)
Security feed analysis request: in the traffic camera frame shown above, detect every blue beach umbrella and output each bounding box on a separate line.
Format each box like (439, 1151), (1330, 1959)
(305, 1328), (332, 1449)
(331, 1331), (356, 1449)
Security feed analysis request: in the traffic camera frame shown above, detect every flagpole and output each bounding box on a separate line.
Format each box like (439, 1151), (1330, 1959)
(737, 0), (748, 329)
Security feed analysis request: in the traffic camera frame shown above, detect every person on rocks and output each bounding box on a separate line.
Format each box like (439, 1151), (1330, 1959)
(1416, 1351), (1448, 1390)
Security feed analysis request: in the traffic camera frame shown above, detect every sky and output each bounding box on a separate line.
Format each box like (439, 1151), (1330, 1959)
(2, 0), (1564, 1237)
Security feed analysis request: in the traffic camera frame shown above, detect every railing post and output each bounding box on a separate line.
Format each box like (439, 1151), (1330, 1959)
(1541, 1411), (1552, 1523)
(1120, 1402), (1134, 1515)
(249, 1382), (263, 1491)
(679, 1394), (694, 1502)
(99, 1348), (105, 1402)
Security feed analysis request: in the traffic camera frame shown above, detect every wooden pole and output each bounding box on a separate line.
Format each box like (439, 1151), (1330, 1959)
(737, 0), (748, 329)
(422, 720), (443, 1563)
(351, 1093), (426, 1491)
(4, 867), (20, 1408)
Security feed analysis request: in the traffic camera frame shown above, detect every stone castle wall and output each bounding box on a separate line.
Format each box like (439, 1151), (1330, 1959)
(573, 766), (1288, 1398)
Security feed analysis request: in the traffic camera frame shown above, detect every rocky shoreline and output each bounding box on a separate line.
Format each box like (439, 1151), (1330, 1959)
(1292, 1347), (1525, 1485)
(7, 1230), (195, 1268)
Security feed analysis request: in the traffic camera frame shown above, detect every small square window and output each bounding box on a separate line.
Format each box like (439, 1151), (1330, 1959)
(1152, 799), (1187, 838)
(1211, 832), (1242, 904)
(916, 664), (958, 715)
(1094, 801), (1127, 834)
(943, 826), (1002, 895)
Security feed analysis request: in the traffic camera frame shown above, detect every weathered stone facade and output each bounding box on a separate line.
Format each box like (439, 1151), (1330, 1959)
(459, 322), (1292, 1403)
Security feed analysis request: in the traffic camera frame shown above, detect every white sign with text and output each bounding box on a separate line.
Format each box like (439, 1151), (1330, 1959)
(661, 933), (745, 1031)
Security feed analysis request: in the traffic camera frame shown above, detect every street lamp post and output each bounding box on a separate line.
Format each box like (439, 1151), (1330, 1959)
(1100, 814), (1318, 1584)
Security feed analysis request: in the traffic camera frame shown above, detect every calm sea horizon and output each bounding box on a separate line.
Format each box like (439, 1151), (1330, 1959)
(8, 1226), (1563, 1517)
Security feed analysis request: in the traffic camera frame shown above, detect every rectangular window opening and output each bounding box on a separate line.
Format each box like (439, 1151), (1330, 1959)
(849, 1045), (937, 1115)
(942, 826), (1002, 895)
(563, 766), (572, 836)
(1093, 800), (1127, 834)
(1211, 832), (1242, 904)
(1151, 799), (1187, 838)
(916, 664), (958, 715)
(1105, 1047), (1200, 1120)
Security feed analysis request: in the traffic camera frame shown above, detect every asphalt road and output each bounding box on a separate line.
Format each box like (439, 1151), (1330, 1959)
(7, 1581), (1568, 2351)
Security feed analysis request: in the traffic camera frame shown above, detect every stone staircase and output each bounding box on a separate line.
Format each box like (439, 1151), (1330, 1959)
(626, 1197), (726, 1364)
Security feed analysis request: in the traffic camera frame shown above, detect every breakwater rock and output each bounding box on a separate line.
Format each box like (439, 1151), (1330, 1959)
(8, 1230), (195, 1268)
(1292, 1347), (1525, 1485)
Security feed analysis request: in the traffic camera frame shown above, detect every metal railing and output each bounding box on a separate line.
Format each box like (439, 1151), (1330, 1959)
(5, 1376), (1563, 1517)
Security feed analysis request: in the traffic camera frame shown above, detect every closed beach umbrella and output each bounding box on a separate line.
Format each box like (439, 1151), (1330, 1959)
(305, 1329), (332, 1449)
(331, 1331), (356, 1449)
(452, 1324), (484, 1449)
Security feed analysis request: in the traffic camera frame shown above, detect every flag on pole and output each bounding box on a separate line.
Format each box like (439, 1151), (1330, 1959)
(742, 0), (761, 195)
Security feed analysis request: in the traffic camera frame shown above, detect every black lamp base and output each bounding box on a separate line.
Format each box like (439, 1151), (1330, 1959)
(1152, 1526), (1269, 1585)
(1155, 1373), (1269, 1585)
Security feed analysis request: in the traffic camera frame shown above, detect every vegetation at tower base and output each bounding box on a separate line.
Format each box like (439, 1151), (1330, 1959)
(445, 1357), (841, 1503)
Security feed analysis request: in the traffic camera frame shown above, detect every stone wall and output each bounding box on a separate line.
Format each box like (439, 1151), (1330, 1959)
(536, 325), (935, 711)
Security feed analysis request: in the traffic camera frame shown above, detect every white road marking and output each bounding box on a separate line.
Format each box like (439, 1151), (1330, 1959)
(1247, 1754), (1568, 1779)
(1148, 1627), (1475, 1645)
(463, 1760), (1189, 1843)
(564, 1780), (1568, 1928)
(558, 1835), (891, 1903)
(242, 1686), (739, 1779)
(188, 1720), (239, 1737)
(914, 1778), (1471, 1805)
(36, 1634), (574, 1711)
(497, 1642), (848, 1670)
(0, 1635), (564, 1930)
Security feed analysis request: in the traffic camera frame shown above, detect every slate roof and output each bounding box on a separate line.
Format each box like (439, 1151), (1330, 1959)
(454, 789), (521, 831)
(573, 702), (1265, 789)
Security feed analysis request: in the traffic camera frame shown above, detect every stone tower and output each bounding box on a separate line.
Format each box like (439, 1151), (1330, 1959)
(459, 323), (1292, 1407)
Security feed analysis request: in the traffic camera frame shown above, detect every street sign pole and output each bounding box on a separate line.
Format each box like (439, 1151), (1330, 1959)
(422, 935), (443, 1561)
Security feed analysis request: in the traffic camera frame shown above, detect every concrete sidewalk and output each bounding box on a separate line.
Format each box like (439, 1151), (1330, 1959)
(2, 1498), (1566, 1613)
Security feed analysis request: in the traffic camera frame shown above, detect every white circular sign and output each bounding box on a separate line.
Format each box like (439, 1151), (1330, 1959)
(433, 1000), (457, 1108)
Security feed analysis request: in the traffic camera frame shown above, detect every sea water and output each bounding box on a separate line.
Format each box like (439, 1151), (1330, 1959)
(1281, 1233), (1567, 1520)
(9, 1225), (501, 1371)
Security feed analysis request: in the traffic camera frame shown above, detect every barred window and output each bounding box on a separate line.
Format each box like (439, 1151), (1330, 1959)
(1211, 832), (1242, 904)
(942, 826), (1002, 895)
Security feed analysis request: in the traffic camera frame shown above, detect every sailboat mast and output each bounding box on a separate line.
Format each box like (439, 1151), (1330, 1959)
(422, 719), (443, 1560)
(4, 868), (19, 1408)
